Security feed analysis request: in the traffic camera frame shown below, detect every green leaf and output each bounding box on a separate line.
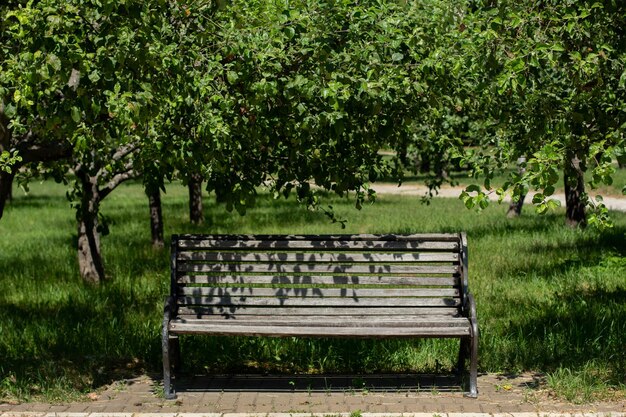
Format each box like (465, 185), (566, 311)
(547, 199), (561, 210)
(284, 26), (295, 39)
(537, 203), (548, 214)
(47, 53), (62, 72)
(227, 71), (239, 84)
(619, 71), (626, 89)
(88, 70), (100, 83)
(391, 53), (404, 62)
(4, 103), (16, 118)
(71, 107), (81, 123)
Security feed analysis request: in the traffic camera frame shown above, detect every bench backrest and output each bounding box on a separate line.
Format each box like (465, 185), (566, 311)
(170, 233), (468, 318)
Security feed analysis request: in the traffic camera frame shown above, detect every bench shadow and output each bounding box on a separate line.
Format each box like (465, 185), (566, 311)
(171, 373), (464, 394)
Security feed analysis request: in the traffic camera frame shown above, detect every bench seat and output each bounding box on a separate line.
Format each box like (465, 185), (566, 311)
(169, 317), (471, 337)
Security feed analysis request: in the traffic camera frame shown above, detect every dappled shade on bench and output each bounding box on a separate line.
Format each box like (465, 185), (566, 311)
(162, 234), (478, 398)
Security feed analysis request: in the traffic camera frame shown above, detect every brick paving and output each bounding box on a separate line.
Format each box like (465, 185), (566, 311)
(1, 373), (624, 416)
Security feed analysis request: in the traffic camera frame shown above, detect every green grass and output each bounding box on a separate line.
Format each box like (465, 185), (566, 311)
(0, 180), (625, 403)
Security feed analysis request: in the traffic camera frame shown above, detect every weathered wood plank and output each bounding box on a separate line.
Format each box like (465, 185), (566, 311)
(178, 287), (460, 298)
(177, 296), (461, 307)
(177, 275), (459, 286)
(177, 263), (459, 274)
(168, 323), (471, 337)
(176, 233), (460, 242)
(177, 252), (460, 263)
(176, 306), (461, 316)
(171, 316), (470, 328)
(178, 239), (459, 251)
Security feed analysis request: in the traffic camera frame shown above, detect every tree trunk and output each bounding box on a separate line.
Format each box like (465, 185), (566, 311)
(507, 193), (526, 218)
(0, 170), (15, 220)
(148, 187), (164, 248)
(0, 107), (12, 218)
(564, 149), (587, 228)
(507, 156), (526, 218)
(77, 174), (105, 283)
(188, 173), (204, 224)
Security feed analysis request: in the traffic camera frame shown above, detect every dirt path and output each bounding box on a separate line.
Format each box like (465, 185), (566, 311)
(371, 182), (626, 212)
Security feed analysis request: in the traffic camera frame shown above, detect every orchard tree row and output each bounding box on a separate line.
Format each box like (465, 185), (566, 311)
(1, 0), (625, 283)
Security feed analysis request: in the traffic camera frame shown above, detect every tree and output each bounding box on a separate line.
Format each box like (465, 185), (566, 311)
(1, 0), (178, 281)
(162, 0), (411, 217)
(195, 0), (471, 211)
(460, 0), (626, 228)
(506, 157), (527, 218)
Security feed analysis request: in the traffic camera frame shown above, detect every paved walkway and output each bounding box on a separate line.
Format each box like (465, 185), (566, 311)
(1, 373), (624, 416)
(371, 183), (626, 212)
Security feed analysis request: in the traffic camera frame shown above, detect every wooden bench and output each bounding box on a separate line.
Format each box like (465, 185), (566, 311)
(162, 233), (478, 398)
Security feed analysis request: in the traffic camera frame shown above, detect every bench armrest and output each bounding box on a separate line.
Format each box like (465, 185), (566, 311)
(163, 296), (177, 324)
(464, 292), (477, 322)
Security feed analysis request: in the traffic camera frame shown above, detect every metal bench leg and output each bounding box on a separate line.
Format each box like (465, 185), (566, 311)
(456, 338), (468, 376)
(464, 326), (478, 398)
(171, 335), (181, 371)
(162, 326), (177, 399)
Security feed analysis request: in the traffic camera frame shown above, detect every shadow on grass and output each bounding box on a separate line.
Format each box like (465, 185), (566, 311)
(439, 211), (564, 238)
(0, 285), (161, 394)
(509, 286), (626, 381)
(513, 226), (626, 279)
(441, 214), (626, 278)
(3, 194), (69, 210)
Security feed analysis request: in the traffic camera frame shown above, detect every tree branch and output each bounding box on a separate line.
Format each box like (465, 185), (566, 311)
(99, 165), (139, 199)
(111, 142), (139, 162)
(95, 143), (140, 179)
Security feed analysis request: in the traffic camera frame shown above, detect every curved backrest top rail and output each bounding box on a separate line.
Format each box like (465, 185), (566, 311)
(177, 240), (459, 251)
(174, 233), (461, 242)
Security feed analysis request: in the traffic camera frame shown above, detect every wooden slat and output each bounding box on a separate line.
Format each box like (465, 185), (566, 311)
(178, 287), (460, 298)
(168, 323), (470, 337)
(177, 252), (459, 263)
(177, 306), (461, 316)
(176, 233), (460, 242)
(177, 263), (458, 274)
(177, 275), (459, 286)
(177, 296), (460, 307)
(171, 316), (470, 328)
(178, 239), (459, 251)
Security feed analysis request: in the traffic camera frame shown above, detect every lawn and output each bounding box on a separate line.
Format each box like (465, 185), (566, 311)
(0, 180), (624, 403)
